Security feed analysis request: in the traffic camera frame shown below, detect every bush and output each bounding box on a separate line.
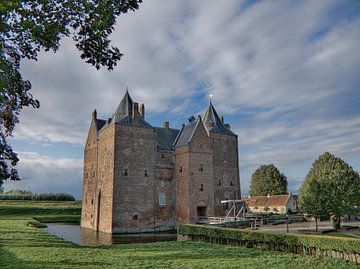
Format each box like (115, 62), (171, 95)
(178, 224), (360, 254)
(0, 193), (76, 201)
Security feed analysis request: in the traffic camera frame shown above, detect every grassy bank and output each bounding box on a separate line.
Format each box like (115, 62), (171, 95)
(0, 200), (81, 218)
(0, 201), (358, 269)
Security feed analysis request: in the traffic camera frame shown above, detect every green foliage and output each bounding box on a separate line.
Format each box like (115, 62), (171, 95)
(250, 164), (288, 196)
(0, 0), (142, 181)
(179, 224), (360, 255)
(299, 152), (360, 229)
(0, 192), (75, 201)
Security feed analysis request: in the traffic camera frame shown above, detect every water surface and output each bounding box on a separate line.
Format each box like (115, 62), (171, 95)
(43, 223), (177, 246)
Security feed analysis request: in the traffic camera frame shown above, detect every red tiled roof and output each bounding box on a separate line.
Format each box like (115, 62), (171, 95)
(242, 195), (290, 207)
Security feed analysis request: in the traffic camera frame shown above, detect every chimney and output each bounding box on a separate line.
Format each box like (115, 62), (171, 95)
(188, 115), (195, 123)
(92, 109), (97, 121)
(140, 103), (145, 118)
(132, 102), (140, 119)
(163, 121), (169, 129)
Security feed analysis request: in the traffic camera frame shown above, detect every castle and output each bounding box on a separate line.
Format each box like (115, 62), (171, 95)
(81, 90), (241, 233)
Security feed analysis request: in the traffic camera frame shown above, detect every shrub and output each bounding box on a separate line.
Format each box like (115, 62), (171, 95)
(0, 193), (76, 201)
(178, 224), (360, 254)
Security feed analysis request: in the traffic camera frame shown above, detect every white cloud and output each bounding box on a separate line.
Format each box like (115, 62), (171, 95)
(3, 152), (83, 199)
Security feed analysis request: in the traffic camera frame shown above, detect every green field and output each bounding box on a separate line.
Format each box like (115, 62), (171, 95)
(0, 201), (358, 269)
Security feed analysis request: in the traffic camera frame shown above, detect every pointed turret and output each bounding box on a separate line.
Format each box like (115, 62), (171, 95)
(112, 89), (133, 123)
(110, 89), (152, 128)
(202, 100), (235, 136)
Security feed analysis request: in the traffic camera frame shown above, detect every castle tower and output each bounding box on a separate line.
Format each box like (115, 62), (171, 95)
(202, 100), (241, 216)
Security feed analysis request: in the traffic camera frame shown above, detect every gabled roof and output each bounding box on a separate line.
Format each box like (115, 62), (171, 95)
(202, 101), (235, 136)
(111, 90), (133, 123)
(173, 118), (200, 148)
(242, 195), (291, 207)
(155, 127), (179, 151)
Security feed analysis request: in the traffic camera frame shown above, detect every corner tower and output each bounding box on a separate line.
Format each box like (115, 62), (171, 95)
(203, 100), (241, 216)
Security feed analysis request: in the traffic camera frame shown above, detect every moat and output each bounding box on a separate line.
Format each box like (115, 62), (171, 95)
(43, 223), (177, 246)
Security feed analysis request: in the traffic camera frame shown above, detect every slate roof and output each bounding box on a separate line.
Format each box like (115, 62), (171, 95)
(112, 90), (133, 123)
(96, 119), (106, 131)
(155, 127), (179, 151)
(173, 118), (200, 148)
(110, 90), (152, 128)
(242, 195), (290, 207)
(202, 101), (235, 136)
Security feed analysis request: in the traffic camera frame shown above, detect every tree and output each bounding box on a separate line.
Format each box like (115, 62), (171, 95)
(0, 0), (142, 181)
(299, 152), (360, 230)
(250, 164), (288, 196)
(298, 178), (326, 231)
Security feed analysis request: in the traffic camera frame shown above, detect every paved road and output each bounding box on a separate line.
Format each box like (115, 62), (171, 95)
(255, 220), (360, 234)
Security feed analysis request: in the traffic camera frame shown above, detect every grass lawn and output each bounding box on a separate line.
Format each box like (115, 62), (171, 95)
(0, 201), (358, 269)
(0, 200), (81, 218)
(322, 231), (359, 239)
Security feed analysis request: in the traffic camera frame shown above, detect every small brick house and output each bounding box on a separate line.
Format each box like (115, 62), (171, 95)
(242, 194), (297, 214)
(81, 90), (241, 233)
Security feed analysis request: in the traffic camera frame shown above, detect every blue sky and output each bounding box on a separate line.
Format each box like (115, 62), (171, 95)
(4, 0), (360, 199)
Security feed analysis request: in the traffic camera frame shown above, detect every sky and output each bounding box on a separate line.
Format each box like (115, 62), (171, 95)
(4, 0), (360, 199)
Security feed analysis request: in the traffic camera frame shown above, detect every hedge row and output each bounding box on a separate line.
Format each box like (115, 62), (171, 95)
(178, 224), (360, 254)
(0, 193), (75, 201)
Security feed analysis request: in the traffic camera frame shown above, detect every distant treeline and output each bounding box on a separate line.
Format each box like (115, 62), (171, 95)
(0, 190), (75, 201)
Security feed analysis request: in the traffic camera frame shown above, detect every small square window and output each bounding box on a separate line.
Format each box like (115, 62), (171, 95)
(199, 164), (203, 172)
(132, 215), (138, 220)
(161, 154), (165, 158)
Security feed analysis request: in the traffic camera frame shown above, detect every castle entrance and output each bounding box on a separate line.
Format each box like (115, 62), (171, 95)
(197, 206), (207, 217)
